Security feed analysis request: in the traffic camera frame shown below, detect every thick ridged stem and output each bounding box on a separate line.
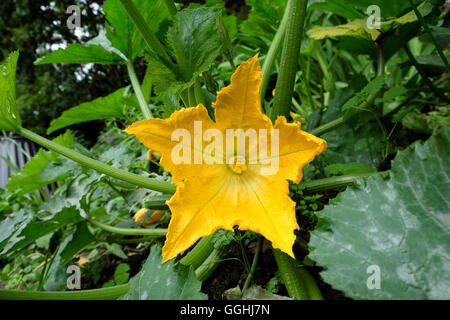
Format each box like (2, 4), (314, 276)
(260, 0), (291, 104)
(270, 0), (308, 121)
(18, 127), (176, 194)
(0, 284), (129, 300)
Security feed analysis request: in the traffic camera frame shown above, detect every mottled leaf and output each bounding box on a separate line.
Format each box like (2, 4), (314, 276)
(120, 245), (207, 300)
(47, 88), (128, 134)
(309, 127), (450, 299)
(0, 51), (21, 132)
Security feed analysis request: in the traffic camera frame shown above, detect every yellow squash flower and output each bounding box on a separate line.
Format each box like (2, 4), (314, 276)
(134, 208), (149, 223)
(126, 55), (327, 262)
(144, 210), (165, 225)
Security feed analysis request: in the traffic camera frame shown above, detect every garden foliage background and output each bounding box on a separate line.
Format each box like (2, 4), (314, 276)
(0, 0), (449, 300)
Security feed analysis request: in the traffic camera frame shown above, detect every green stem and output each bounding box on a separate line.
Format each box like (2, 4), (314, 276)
(310, 45), (386, 136)
(270, 0), (308, 121)
(188, 85), (197, 107)
(217, 15), (236, 70)
(144, 195), (171, 210)
(296, 265), (323, 300)
(180, 235), (215, 269)
(194, 245), (228, 282)
(87, 218), (167, 237)
(163, 0), (177, 18)
(300, 172), (383, 193)
(314, 41), (335, 99)
(119, 0), (173, 64)
(376, 43), (385, 77)
(309, 116), (345, 136)
(260, 0), (291, 104)
(272, 249), (309, 300)
(241, 236), (263, 295)
(0, 284), (130, 300)
(408, 0), (450, 72)
(194, 77), (206, 106)
(18, 127), (176, 194)
(127, 61), (152, 119)
(179, 89), (190, 108)
(301, 56), (316, 111)
(403, 44), (450, 103)
(113, 235), (160, 244)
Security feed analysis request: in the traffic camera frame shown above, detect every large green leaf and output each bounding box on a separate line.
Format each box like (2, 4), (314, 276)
(240, 0), (287, 44)
(47, 88), (128, 134)
(309, 127), (450, 299)
(308, 1), (365, 20)
(0, 207), (82, 257)
(120, 245), (207, 300)
(147, 7), (221, 94)
(307, 1), (433, 42)
(315, 89), (387, 169)
(309, 0), (424, 20)
(351, 0), (424, 19)
(35, 0), (169, 65)
(0, 51), (21, 132)
(103, 0), (169, 60)
(6, 131), (76, 196)
(59, 222), (95, 266)
(34, 32), (124, 65)
(0, 209), (33, 251)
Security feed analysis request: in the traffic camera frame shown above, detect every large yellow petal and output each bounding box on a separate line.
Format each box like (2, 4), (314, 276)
(214, 55), (272, 131)
(162, 164), (298, 262)
(125, 105), (223, 185)
(254, 116), (327, 184)
(126, 55), (327, 263)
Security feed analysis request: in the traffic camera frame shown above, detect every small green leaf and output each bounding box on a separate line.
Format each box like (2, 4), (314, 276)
(114, 263), (130, 285)
(239, 0), (287, 46)
(146, 7), (222, 94)
(1, 207), (82, 257)
(308, 1), (433, 42)
(317, 88), (387, 168)
(309, 127), (450, 299)
(416, 54), (450, 69)
(105, 243), (128, 260)
(0, 209), (33, 252)
(47, 88), (128, 134)
(34, 41), (124, 65)
(308, 1), (365, 20)
(376, 86), (407, 104)
(0, 51), (21, 132)
(342, 75), (385, 112)
(59, 222), (95, 266)
(6, 131), (75, 196)
(308, 20), (380, 42)
(103, 0), (169, 60)
(43, 236), (73, 291)
(120, 245), (207, 300)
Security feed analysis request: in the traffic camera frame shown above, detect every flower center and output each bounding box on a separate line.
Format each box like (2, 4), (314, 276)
(227, 155), (247, 174)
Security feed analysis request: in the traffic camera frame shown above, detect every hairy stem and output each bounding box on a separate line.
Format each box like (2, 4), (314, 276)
(163, 0), (178, 18)
(241, 236), (263, 296)
(119, 0), (173, 65)
(18, 127), (176, 194)
(270, 0), (308, 120)
(127, 61), (152, 119)
(408, 0), (449, 72)
(180, 235), (215, 269)
(260, 0), (291, 105)
(87, 218), (167, 237)
(0, 284), (130, 300)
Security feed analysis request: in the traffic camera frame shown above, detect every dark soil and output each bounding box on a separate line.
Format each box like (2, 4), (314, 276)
(202, 239), (350, 300)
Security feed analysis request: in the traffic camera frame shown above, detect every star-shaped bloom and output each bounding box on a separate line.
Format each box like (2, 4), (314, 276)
(126, 55), (327, 262)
